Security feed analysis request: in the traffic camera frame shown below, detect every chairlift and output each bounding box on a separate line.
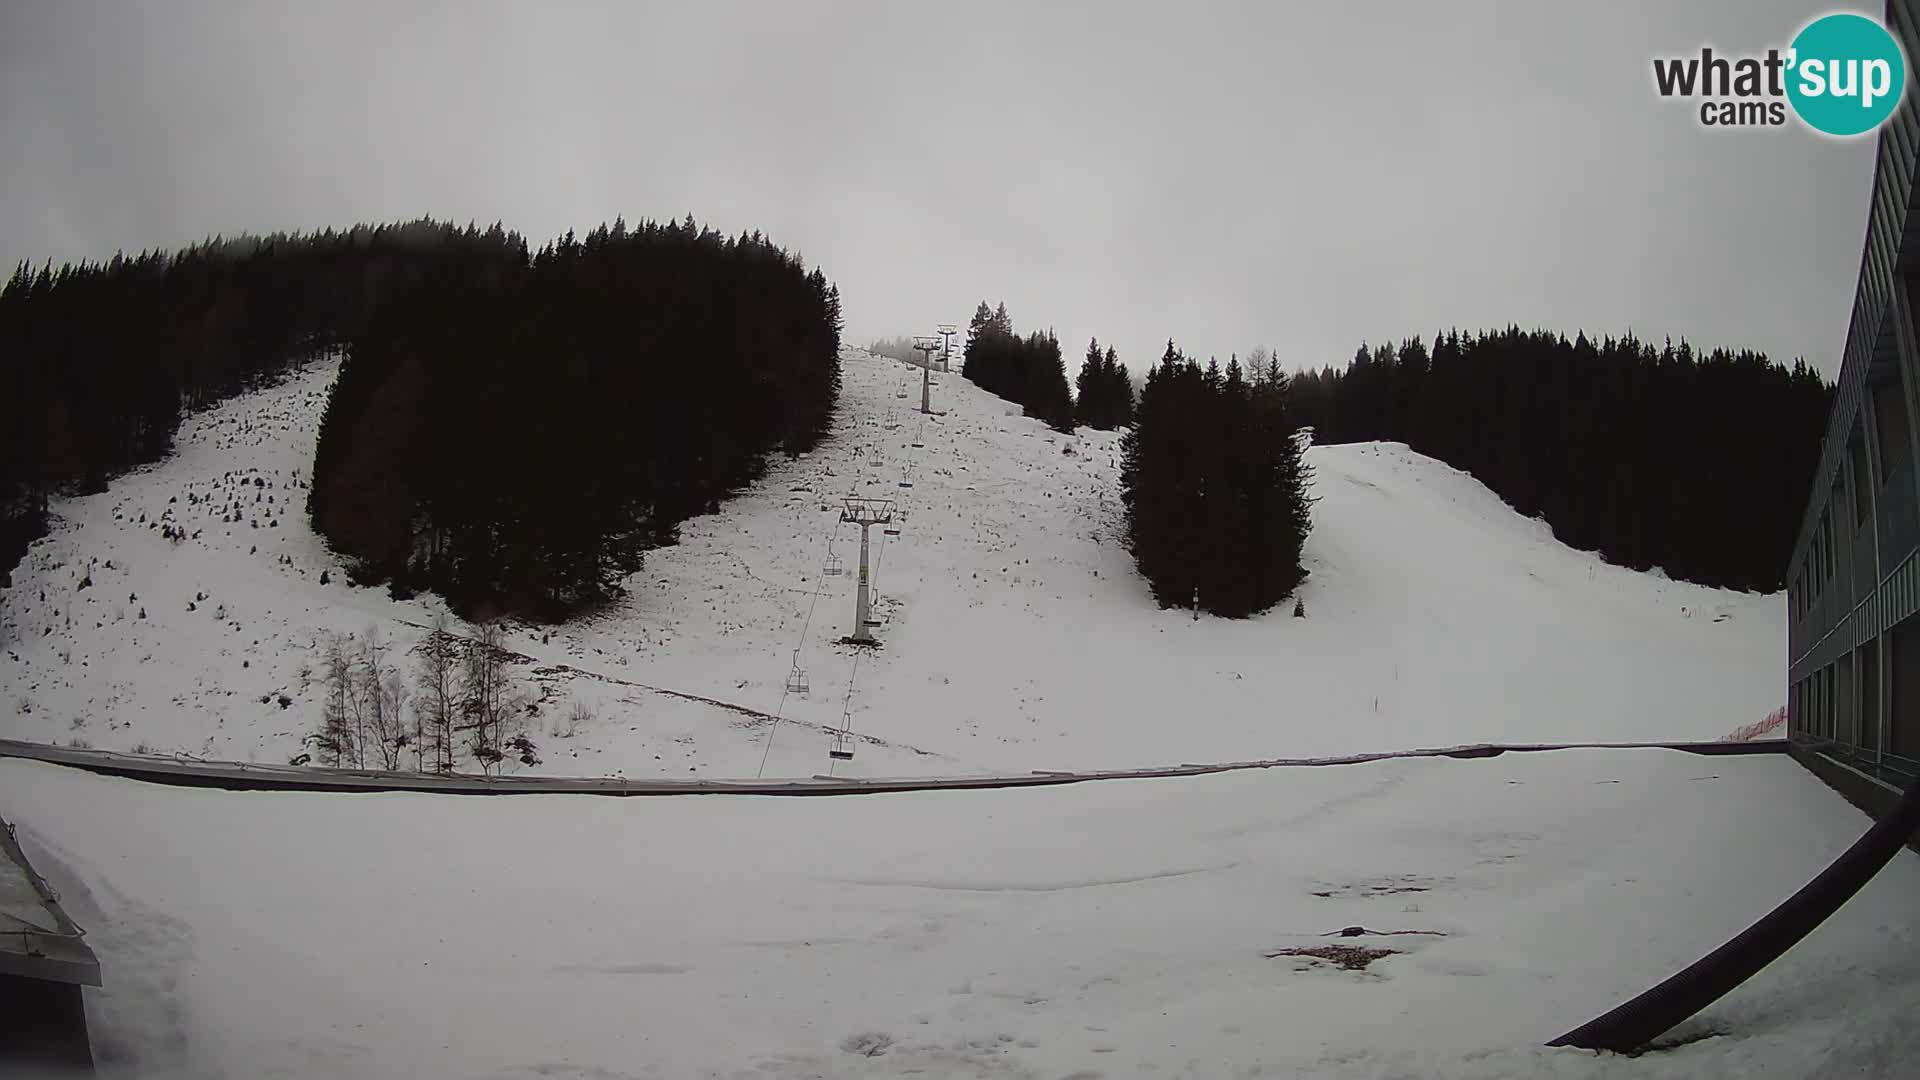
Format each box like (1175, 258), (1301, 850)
(786, 666), (810, 695)
(824, 554), (844, 576)
(883, 527), (901, 536)
(828, 730), (855, 761)
(910, 441), (924, 449)
(898, 481), (914, 488)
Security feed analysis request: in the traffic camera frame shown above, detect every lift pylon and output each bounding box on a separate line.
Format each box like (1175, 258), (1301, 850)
(838, 497), (895, 645)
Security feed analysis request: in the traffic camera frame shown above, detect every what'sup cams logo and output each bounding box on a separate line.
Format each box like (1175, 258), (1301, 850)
(1653, 11), (1908, 136)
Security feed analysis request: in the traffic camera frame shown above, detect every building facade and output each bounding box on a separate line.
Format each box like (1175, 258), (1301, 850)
(1786, 0), (1920, 807)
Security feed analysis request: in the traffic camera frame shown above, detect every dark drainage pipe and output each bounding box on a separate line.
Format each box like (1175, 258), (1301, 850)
(1550, 772), (1920, 1053)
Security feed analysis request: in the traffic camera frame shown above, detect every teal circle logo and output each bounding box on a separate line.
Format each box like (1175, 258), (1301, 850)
(1786, 13), (1907, 136)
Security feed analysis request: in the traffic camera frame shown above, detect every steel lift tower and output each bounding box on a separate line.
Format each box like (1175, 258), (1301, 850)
(937, 323), (958, 371)
(839, 497), (895, 646)
(911, 336), (940, 415)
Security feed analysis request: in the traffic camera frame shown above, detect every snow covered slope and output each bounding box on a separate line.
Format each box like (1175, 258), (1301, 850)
(0, 347), (1782, 778)
(3, 749), (1912, 1079)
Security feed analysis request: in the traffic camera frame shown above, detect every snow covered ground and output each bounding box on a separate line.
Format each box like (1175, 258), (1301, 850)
(0, 347), (1782, 779)
(0, 345), (1900, 1079)
(3, 749), (1914, 1079)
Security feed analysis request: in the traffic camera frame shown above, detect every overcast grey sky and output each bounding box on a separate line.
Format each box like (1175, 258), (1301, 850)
(0, 1), (1880, 377)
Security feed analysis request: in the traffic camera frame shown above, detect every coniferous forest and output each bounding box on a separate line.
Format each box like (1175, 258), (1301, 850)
(1286, 328), (1832, 592)
(5, 220), (1828, 619)
(960, 301), (1075, 432)
(308, 218), (842, 620)
(0, 220), (526, 584)
(2, 217), (844, 620)
(1073, 337), (1136, 430)
(1121, 344), (1314, 618)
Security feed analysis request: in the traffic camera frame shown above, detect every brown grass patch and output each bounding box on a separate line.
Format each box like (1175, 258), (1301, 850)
(1266, 944), (1399, 971)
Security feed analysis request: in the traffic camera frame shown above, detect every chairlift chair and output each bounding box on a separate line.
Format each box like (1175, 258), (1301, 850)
(883, 527), (901, 536)
(786, 666), (810, 695)
(828, 730), (855, 761)
(824, 554), (844, 576)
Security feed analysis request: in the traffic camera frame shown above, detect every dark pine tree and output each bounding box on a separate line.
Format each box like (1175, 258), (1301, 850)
(1075, 337), (1106, 429)
(1121, 342), (1313, 617)
(1101, 346), (1135, 427)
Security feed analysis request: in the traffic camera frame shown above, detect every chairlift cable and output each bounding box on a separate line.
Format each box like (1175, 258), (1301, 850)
(756, 509), (848, 778)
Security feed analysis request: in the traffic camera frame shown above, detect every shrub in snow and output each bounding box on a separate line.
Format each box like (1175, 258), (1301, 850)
(1294, 598), (1306, 618)
(320, 570), (330, 585)
(507, 734), (541, 767)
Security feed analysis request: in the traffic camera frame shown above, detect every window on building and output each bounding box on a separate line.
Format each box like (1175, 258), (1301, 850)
(1851, 427), (1872, 525)
(1875, 369), (1911, 484)
(1825, 511), (1836, 581)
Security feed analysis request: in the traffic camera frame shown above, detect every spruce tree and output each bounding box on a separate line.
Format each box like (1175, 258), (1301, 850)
(1075, 337), (1105, 429)
(1103, 346), (1135, 427)
(1121, 343), (1313, 617)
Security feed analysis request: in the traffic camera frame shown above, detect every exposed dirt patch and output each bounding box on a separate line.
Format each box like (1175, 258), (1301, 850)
(1266, 944), (1399, 971)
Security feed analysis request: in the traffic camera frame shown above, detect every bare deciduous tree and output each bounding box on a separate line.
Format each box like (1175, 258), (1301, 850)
(318, 631), (356, 767)
(465, 621), (510, 775)
(361, 628), (409, 771)
(414, 615), (460, 773)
